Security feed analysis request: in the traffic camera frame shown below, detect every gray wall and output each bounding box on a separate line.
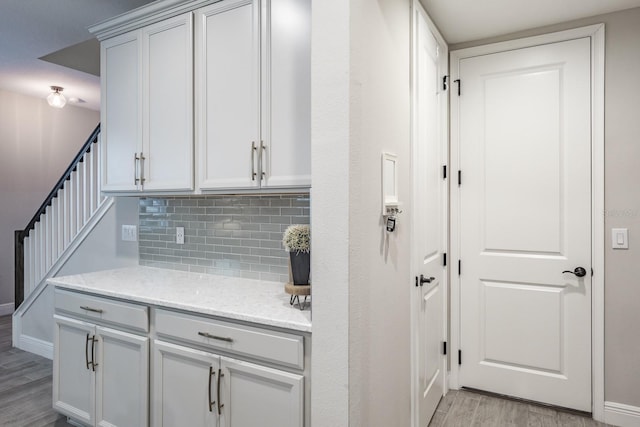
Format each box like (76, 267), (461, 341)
(450, 7), (640, 409)
(0, 89), (99, 309)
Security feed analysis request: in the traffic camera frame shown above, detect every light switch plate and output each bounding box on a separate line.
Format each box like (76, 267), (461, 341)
(612, 228), (628, 249)
(122, 225), (137, 242)
(176, 227), (185, 245)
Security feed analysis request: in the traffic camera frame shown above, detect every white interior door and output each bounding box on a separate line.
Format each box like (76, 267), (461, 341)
(411, 4), (447, 426)
(455, 37), (592, 411)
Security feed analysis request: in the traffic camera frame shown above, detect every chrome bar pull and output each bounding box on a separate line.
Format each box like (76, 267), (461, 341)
(251, 142), (257, 181)
(134, 153), (140, 185)
(80, 306), (103, 313)
(139, 152), (146, 186)
(198, 331), (233, 343)
(259, 141), (266, 181)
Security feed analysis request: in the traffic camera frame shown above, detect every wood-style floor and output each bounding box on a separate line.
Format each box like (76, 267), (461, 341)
(0, 315), (617, 427)
(0, 315), (72, 427)
(429, 389), (614, 427)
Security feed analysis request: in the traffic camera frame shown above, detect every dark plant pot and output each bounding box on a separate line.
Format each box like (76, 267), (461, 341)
(290, 251), (310, 285)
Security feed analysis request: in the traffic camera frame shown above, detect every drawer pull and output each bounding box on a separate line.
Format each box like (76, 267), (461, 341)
(80, 306), (104, 314)
(198, 332), (233, 343)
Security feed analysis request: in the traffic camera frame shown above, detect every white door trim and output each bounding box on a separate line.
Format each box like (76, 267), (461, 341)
(410, 1), (449, 426)
(449, 24), (605, 421)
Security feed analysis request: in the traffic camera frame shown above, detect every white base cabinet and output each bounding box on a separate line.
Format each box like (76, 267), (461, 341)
(153, 340), (303, 427)
(53, 316), (149, 427)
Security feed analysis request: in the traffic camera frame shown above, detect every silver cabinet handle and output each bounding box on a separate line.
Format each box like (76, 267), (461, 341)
(90, 335), (98, 371)
(198, 331), (233, 343)
(251, 141), (257, 181)
(259, 141), (266, 181)
(139, 152), (146, 186)
(134, 153), (140, 185)
(80, 306), (104, 313)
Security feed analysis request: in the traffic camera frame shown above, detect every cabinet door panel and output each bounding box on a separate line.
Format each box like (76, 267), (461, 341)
(143, 13), (194, 191)
(101, 31), (141, 192)
(262, 0), (311, 188)
(53, 316), (95, 425)
(220, 357), (303, 427)
(196, 0), (260, 190)
(96, 327), (149, 427)
(153, 340), (219, 427)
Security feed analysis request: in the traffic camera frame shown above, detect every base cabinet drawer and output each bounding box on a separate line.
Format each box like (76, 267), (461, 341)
(152, 340), (303, 427)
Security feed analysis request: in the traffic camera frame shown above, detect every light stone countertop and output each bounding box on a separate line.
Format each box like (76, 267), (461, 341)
(48, 266), (311, 333)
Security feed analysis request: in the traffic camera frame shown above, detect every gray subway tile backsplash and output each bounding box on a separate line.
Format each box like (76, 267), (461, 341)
(139, 194), (310, 283)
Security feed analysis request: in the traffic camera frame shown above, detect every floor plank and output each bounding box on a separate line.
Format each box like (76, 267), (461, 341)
(430, 389), (615, 427)
(0, 315), (71, 427)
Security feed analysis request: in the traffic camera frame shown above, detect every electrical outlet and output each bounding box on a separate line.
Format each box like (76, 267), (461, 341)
(176, 227), (185, 245)
(122, 225), (137, 242)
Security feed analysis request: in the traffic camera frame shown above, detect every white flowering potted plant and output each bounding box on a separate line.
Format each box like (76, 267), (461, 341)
(282, 224), (310, 285)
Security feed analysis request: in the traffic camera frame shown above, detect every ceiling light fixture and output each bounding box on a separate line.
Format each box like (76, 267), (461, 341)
(47, 86), (67, 108)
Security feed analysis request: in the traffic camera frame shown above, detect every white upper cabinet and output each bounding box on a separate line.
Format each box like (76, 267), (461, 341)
(142, 13), (194, 191)
(99, 13), (193, 193)
(196, 0), (311, 191)
(94, 0), (310, 194)
(261, 0), (311, 188)
(196, 0), (261, 190)
(101, 31), (141, 192)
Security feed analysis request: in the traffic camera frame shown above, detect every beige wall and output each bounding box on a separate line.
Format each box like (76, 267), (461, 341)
(450, 7), (640, 409)
(0, 89), (99, 307)
(311, 0), (413, 425)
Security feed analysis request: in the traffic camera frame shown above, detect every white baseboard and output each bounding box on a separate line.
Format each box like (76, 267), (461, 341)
(0, 302), (14, 316)
(604, 401), (640, 427)
(16, 334), (53, 360)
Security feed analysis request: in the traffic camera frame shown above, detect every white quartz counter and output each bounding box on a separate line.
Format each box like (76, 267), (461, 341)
(48, 266), (311, 333)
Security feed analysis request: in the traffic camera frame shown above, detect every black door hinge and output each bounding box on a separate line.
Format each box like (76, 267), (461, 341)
(443, 75), (449, 91)
(443, 252), (447, 267)
(454, 79), (461, 96)
(443, 165), (447, 179)
(443, 342), (447, 355)
(458, 350), (462, 365)
(458, 170), (462, 186)
(458, 260), (461, 275)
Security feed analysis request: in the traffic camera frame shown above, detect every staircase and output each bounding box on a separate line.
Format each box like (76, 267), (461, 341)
(12, 124), (118, 357)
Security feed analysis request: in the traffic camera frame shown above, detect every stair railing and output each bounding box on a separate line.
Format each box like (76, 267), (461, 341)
(14, 124), (105, 308)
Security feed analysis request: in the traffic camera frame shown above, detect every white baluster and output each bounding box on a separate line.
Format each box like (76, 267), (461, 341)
(57, 188), (64, 256)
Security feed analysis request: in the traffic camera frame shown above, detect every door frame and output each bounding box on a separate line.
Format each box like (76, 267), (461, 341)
(448, 24), (605, 421)
(410, 1), (449, 426)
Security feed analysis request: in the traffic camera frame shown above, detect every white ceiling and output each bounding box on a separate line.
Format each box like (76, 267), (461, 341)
(3, 0), (640, 111)
(0, 0), (154, 111)
(422, 0), (640, 44)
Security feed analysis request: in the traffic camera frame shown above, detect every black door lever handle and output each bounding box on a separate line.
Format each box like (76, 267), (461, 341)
(562, 267), (587, 278)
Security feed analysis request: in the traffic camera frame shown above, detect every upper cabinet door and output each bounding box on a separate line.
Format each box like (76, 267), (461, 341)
(196, 0), (261, 190)
(142, 13), (194, 191)
(261, 0), (311, 188)
(101, 31), (141, 192)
